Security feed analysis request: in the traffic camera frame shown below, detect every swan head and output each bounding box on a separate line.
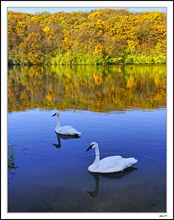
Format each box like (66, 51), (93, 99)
(52, 112), (60, 117)
(86, 142), (98, 152)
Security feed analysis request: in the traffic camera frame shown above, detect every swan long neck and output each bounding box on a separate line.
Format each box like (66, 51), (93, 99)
(56, 115), (60, 129)
(94, 145), (100, 163)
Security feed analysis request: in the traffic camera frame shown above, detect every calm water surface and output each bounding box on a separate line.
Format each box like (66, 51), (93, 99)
(8, 65), (166, 212)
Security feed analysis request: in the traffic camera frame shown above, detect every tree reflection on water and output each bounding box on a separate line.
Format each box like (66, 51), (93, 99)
(8, 64), (166, 113)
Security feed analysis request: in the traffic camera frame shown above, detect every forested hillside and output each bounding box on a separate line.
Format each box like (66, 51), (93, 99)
(8, 9), (166, 65)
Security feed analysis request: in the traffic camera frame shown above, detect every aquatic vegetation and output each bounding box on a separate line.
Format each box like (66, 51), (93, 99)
(8, 145), (17, 175)
(8, 144), (29, 175)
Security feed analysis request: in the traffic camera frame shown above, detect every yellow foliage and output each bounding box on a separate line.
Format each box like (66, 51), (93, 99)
(154, 74), (160, 87)
(46, 90), (53, 101)
(17, 21), (27, 28)
(88, 11), (102, 20)
(93, 45), (104, 56)
(126, 75), (135, 89)
(43, 26), (51, 33)
(93, 73), (102, 85)
(31, 17), (38, 23)
(8, 9), (166, 65)
(114, 58), (121, 64)
(43, 26), (54, 39)
(8, 65), (166, 112)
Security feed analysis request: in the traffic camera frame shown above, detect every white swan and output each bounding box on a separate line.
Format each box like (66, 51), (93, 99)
(86, 142), (138, 173)
(52, 112), (81, 136)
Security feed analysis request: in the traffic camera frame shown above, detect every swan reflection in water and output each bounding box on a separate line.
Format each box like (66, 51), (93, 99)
(87, 167), (138, 197)
(52, 132), (80, 148)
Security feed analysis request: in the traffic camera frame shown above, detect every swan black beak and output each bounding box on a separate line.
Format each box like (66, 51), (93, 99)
(86, 144), (93, 152)
(52, 113), (56, 117)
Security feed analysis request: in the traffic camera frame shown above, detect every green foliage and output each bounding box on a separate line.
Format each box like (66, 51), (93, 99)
(8, 9), (166, 65)
(125, 54), (166, 64)
(50, 51), (109, 65)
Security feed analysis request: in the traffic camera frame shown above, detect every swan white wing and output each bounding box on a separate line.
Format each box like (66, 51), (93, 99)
(92, 156), (137, 173)
(56, 126), (81, 135)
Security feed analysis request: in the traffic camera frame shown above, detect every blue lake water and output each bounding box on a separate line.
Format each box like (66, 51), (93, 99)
(8, 65), (166, 212)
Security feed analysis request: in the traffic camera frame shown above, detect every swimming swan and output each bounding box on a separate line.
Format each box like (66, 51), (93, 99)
(86, 142), (138, 173)
(52, 112), (81, 136)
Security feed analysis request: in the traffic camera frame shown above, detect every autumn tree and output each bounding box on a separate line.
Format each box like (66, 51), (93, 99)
(19, 32), (43, 64)
(8, 9), (166, 65)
